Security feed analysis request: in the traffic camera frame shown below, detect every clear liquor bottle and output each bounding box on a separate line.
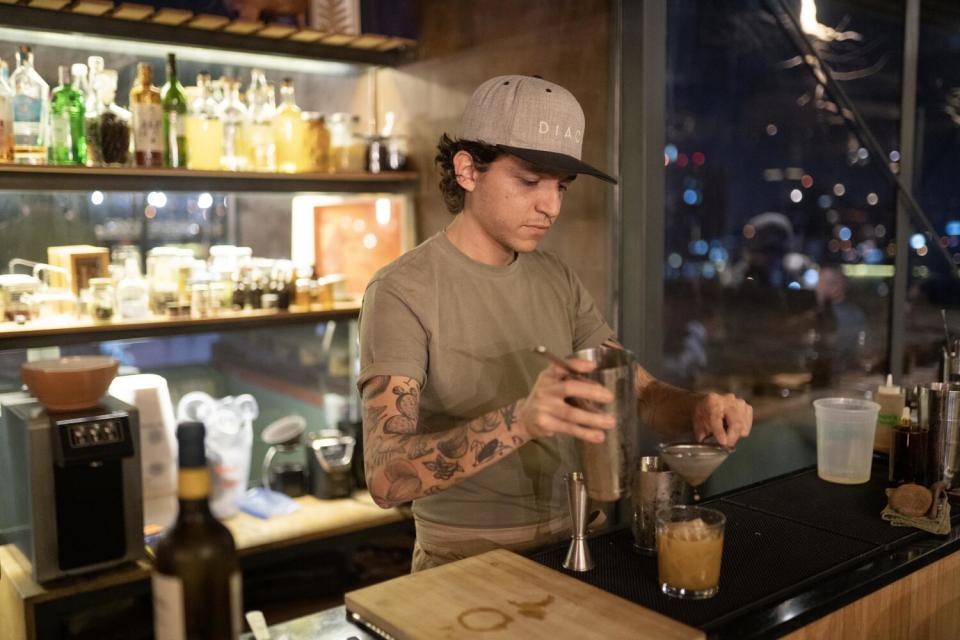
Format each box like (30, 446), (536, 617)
(50, 66), (87, 165)
(272, 78), (304, 173)
(85, 56), (104, 114)
(162, 53), (188, 168)
(11, 46), (49, 165)
(218, 77), (247, 171)
(0, 61), (14, 163)
(244, 69), (275, 172)
(130, 63), (163, 167)
(186, 71), (223, 171)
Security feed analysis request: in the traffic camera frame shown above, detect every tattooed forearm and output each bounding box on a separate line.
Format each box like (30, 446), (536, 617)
(362, 375), (528, 508)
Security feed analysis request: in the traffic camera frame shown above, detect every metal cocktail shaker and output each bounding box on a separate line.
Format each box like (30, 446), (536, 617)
(631, 456), (689, 554)
(563, 471), (594, 571)
(918, 382), (960, 490)
(568, 347), (638, 502)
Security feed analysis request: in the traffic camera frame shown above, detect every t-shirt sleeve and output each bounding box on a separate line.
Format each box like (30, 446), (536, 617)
(568, 268), (616, 351)
(357, 278), (429, 393)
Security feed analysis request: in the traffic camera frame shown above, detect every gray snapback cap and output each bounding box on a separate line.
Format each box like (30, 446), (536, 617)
(458, 75), (617, 184)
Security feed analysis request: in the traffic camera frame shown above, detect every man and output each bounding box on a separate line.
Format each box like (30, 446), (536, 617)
(358, 75), (752, 572)
(815, 265), (867, 375)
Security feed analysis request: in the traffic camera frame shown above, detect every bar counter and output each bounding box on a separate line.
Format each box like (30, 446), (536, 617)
(246, 467), (960, 639)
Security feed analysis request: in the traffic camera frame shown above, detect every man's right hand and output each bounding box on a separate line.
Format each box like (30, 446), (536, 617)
(517, 358), (616, 443)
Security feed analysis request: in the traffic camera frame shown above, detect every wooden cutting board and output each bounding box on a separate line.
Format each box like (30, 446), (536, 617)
(345, 549), (703, 640)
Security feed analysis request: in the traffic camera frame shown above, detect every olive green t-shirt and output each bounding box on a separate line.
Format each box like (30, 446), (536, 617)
(358, 231), (614, 527)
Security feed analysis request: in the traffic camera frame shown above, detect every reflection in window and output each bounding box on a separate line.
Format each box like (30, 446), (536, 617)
(662, 0), (902, 404)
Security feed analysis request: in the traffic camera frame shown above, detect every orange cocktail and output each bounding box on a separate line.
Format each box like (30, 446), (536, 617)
(656, 506), (725, 599)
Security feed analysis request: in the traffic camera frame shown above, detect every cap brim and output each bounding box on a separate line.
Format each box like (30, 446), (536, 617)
(497, 145), (618, 184)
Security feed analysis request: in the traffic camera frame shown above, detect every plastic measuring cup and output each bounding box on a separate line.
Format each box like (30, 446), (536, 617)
(813, 397), (880, 484)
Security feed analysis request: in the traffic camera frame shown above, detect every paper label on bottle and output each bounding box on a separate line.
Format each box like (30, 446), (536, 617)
(152, 573), (186, 640)
(878, 413), (899, 427)
(133, 103), (162, 154)
(50, 111), (71, 147)
(12, 95), (41, 142)
(167, 111), (185, 137)
(230, 571), (243, 638)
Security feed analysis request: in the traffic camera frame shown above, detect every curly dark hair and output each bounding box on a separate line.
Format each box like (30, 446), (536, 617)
(435, 133), (504, 213)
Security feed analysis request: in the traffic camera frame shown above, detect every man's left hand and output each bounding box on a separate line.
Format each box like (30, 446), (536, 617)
(692, 393), (753, 447)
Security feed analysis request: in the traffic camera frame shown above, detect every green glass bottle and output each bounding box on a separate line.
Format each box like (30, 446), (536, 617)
(161, 53), (188, 168)
(49, 65), (86, 165)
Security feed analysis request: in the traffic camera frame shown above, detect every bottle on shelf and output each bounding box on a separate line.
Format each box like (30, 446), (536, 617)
(162, 53), (188, 168)
(185, 71), (223, 171)
(85, 56), (104, 114)
(272, 78), (303, 173)
(130, 63), (163, 167)
(11, 46), (49, 165)
(152, 422), (242, 640)
(218, 77), (248, 171)
(71, 62), (89, 103)
(0, 61), (14, 162)
(49, 66), (87, 166)
(116, 257), (149, 320)
(244, 69), (275, 172)
(86, 69), (131, 167)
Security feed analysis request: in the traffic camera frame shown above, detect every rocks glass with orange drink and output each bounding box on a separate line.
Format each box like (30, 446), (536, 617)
(656, 505), (725, 599)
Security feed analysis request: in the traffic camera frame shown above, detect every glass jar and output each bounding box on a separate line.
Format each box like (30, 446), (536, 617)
(190, 278), (211, 318)
(302, 111), (330, 173)
(0, 274), (39, 323)
(87, 277), (114, 321)
(261, 416), (308, 498)
(328, 112), (365, 173)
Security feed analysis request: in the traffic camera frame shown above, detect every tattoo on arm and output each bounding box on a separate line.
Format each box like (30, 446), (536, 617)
(498, 403), (518, 431)
(471, 439), (511, 466)
(467, 412), (499, 433)
(423, 454), (463, 480)
(362, 377), (525, 506)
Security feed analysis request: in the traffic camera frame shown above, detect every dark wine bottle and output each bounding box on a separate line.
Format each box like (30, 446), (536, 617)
(152, 422), (242, 639)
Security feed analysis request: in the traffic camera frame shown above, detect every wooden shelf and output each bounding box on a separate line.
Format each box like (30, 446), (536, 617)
(0, 305), (360, 349)
(0, 4), (415, 67)
(0, 164), (419, 193)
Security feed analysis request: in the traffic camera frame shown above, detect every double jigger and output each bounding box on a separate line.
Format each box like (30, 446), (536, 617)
(562, 442), (733, 572)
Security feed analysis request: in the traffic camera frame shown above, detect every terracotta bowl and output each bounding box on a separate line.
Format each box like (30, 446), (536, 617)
(21, 356), (119, 412)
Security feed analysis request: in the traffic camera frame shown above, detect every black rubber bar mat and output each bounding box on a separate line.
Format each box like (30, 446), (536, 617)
(529, 502), (878, 631)
(722, 468), (925, 548)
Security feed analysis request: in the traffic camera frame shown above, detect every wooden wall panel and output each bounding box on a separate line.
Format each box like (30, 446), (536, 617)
(378, 0), (614, 315)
